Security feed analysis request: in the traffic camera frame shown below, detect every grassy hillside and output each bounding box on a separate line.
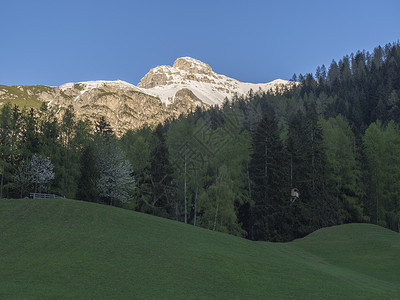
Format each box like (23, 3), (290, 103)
(0, 85), (49, 108)
(0, 199), (399, 299)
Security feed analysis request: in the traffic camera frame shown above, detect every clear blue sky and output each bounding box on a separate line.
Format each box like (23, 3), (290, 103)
(1, 0), (399, 86)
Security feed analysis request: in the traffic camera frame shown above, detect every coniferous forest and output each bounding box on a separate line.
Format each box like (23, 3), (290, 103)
(1, 42), (400, 241)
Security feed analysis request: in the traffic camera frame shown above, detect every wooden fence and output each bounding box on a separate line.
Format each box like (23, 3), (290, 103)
(30, 193), (65, 199)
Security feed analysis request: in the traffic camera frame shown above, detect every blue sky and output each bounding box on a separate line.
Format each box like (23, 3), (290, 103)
(0, 0), (399, 86)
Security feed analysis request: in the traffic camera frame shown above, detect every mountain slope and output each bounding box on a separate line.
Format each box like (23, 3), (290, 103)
(0, 80), (201, 136)
(0, 84), (56, 108)
(0, 199), (399, 299)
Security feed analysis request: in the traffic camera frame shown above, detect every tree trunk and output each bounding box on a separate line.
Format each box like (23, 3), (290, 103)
(175, 177), (179, 221)
(213, 168), (219, 231)
(194, 170), (198, 226)
(311, 129), (315, 191)
(246, 162), (254, 240)
(264, 137), (268, 179)
(184, 147), (187, 224)
(290, 154), (293, 188)
(213, 203), (219, 231)
(374, 152), (379, 224)
(246, 163), (252, 199)
(0, 163), (4, 199)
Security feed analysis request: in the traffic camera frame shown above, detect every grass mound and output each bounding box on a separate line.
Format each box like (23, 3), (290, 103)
(0, 199), (399, 299)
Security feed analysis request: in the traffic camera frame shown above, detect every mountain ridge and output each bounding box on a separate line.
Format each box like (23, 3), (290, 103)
(0, 57), (295, 135)
(138, 56), (293, 105)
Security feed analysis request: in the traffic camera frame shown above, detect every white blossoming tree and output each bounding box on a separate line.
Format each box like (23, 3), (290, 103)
(14, 154), (55, 196)
(96, 140), (135, 206)
(30, 154), (55, 193)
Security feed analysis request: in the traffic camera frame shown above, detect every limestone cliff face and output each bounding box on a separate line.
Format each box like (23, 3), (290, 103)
(173, 57), (213, 75)
(167, 88), (209, 118)
(0, 80), (208, 137)
(52, 81), (171, 136)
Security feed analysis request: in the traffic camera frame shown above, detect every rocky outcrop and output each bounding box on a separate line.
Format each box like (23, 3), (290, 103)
(0, 81), (179, 137)
(166, 88), (209, 118)
(51, 81), (175, 136)
(137, 57), (217, 89)
(173, 57), (214, 75)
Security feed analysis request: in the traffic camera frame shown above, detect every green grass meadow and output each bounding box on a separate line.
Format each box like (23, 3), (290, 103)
(0, 199), (399, 299)
(0, 85), (49, 109)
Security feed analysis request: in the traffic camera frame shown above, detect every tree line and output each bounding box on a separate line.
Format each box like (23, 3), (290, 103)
(1, 42), (399, 241)
(0, 105), (134, 205)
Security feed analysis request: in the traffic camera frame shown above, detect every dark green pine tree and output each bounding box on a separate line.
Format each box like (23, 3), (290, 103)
(58, 106), (80, 198)
(248, 114), (290, 241)
(21, 108), (40, 158)
(287, 107), (337, 237)
(120, 127), (154, 213)
(148, 124), (176, 218)
(306, 106), (337, 228)
(0, 103), (13, 198)
(76, 143), (98, 202)
(286, 113), (311, 237)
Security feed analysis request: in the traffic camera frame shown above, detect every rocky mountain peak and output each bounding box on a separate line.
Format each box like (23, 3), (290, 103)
(137, 57), (217, 89)
(172, 57), (213, 75)
(137, 57), (295, 106)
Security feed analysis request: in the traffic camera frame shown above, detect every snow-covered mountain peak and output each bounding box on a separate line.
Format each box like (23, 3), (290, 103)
(137, 57), (295, 106)
(56, 80), (145, 109)
(137, 57), (218, 90)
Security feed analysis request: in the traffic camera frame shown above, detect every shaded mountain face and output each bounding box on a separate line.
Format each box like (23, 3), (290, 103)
(0, 57), (295, 135)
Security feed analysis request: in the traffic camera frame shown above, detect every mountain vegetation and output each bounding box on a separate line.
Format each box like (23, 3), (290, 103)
(0, 42), (399, 241)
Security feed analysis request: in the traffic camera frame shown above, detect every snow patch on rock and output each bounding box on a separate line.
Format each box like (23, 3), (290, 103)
(59, 80), (142, 92)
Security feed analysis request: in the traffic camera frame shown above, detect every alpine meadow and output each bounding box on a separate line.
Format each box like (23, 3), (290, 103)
(1, 41), (400, 298)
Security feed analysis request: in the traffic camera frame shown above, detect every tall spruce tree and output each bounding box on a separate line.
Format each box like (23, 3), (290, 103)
(76, 143), (98, 202)
(0, 103), (13, 198)
(148, 124), (176, 218)
(249, 114), (289, 241)
(287, 108), (337, 237)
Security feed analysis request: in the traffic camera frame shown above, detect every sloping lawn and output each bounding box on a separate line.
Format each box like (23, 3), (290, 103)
(0, 199), (399, 299)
